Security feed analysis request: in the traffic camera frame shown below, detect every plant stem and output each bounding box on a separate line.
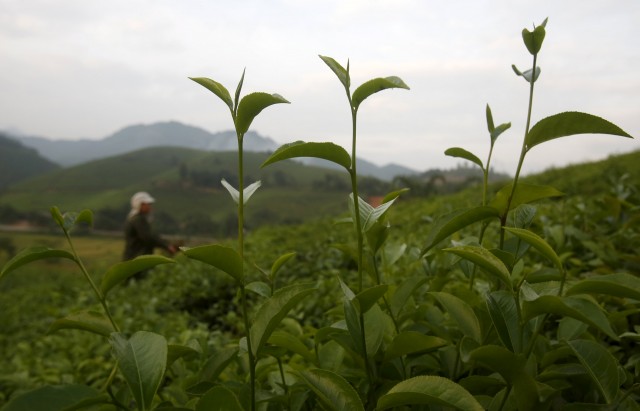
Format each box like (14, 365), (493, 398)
(237, 135), (257, 411)
(500, 54), (538, 249)
(63, 230), (119, 332)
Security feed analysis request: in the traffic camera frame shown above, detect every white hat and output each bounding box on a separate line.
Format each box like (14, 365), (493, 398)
(129, 191), (155, 218)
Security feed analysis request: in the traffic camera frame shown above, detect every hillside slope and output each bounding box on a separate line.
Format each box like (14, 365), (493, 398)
(0, 133), (59, 190)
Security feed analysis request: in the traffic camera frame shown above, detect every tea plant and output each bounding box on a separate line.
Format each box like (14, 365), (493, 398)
(1, 17), (639, 411)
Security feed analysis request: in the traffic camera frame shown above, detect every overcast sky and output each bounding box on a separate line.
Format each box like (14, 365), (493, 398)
(1, 0), (638, 174)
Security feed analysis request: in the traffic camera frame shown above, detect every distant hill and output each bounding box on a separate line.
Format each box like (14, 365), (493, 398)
(0, 133), (59, 190)
(11, 121), (277, 167)
(0, 147), (370, 236)
(7, 121), (419, 180)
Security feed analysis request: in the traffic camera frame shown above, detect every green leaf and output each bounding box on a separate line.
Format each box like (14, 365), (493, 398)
(74, 209), (94, 228)
(377, 375), (483, 411)
(490, 183), (564, 216)
(522, 23), (546, 55)
(522, 295), (618, 340)
(566, 273), (640, 300)
(355, 284), (388, 314)
(50, 206), (65, 228)
(503, 227), (562, 271)
(430, 292), (482, 342)
(196, 386), (244, 411)
(443, 245), (512, 288)
(299, 368), (365, 411)
(100, 255), (174, 296)
(319, 55), (350, 89)
(469, 345), (540, 410)
(199, 346), (239, 382)
(390, 276), (428, 318)
(486, 291), (521, 352)
(383, 331), (447, 361)
(422, 206), (500, 255)
(110, 331), (167, 411)
(526, 112), (633, 152)
(249, 282), (316, 357)
(246, 281), (271, 297)
(48, 310), (115, 337)
(567, 340), (619, 404)
(491, 122), (512, 142)
(0, 384), (102, 411)
(444, 147), (483, 169)
(261, 141), (351, 170)
(189, 77), (233, 112)
(236, 92), (289, 135)
(268, 330), (315, 362)
(352, 76), (409, 111)
(1, 246), (76, 281)
(343, 298), (363, 356)
(167, 343), (200, 367)
(271, 252), (296, 280)
(182, 244), (243, 283)
(234, 68), (246, 113)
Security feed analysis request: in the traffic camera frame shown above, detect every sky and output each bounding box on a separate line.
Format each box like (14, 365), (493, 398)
(1, 0), (638, 175)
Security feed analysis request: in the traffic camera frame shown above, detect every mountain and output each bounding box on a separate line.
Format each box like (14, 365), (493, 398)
(0, 133), (59, 190)
(12, 121), (279, 167)
(7, 121), (419, 180)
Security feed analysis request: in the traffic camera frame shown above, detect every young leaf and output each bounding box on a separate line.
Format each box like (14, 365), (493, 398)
(271, 252), (296, 279)
(261, 141), (351, 170)
(249, 282), (316, 357)
(526, 112), (633, 152)
(74, 209), (94, 228)
(1, 246), (76, 281)
(100, 255), (174, 296)
(196, 386), (244, 411)
(377, 375), (484, 411)
(503, 227), (562, 271)
(236, 92), (290, 135)
(220, 178), (240, 204)
(182, 244), (243, 283)
(430, 291), (482, 343)
(522, 295), (618, 340)
(298, 368), (365, 411)
(242, 180), (262, 205)
(110, 331), (167, 411)
(234, 68), (246, 113)
(445, 147), (484, 169)
(565, 273), (640, 300)
(48, 310), (115, 337)
(490, 183), (563, 216)
(522, 23), (546, 55)
(567, 340), (619, 404)
(351, 76), (409, 111)
(383, 331), (447, 361)
(319, 55), (350, 89)
(486, 104), (495, 133)
(443, 245), (512, 288)
(421, 206), (500, 255)
(0, 384), (102, 411)
(189, 77), (233, 112)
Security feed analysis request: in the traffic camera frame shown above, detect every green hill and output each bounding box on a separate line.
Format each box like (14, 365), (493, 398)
(0, 133), (59, 191)
(0, 146), (369, 236)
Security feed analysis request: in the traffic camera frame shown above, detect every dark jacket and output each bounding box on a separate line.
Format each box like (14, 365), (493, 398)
(123, 213), (170, 260)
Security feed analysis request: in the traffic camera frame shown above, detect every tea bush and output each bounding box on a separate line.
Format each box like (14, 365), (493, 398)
(1, 18), (638, 411)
